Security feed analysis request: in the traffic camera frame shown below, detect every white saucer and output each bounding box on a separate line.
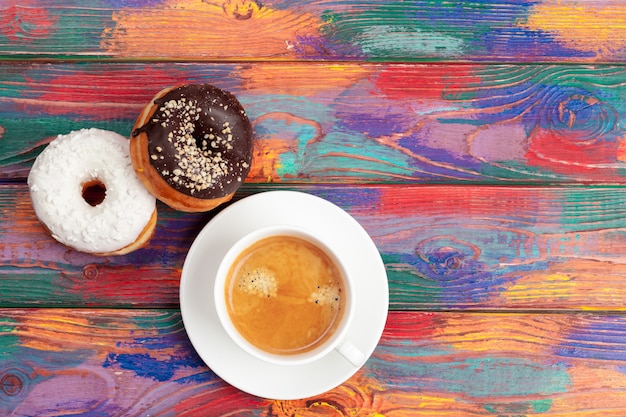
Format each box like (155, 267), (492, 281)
(180, 190), (389, 400)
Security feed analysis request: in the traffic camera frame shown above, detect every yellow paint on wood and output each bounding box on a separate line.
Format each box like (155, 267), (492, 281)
(523, 2), (626, 57)
(497, 259), (626, 309)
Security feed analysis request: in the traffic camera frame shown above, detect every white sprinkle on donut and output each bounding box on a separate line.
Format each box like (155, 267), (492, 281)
(28, 128), (156, 254)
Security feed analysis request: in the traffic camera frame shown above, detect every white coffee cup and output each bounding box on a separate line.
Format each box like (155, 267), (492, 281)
(214, 225), (365, 367)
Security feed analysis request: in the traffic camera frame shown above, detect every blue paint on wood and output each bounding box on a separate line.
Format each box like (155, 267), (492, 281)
(103, 352), (197, 382)
(555, 317), (626, 362)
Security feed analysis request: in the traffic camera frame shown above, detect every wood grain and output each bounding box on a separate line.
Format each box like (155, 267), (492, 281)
(3, 0), (626, 414)
(2, 309), (626, 416)
(3, 183), (626, 310)
(1, 1), (626, 62)
(2, 62), (626, 184)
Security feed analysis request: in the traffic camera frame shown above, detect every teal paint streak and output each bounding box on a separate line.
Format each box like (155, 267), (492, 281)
(0, 269), (77, 308)
(0, 117), (133, 166)
(484, 399), (553, 414)
(367, 356), (570, 398)
(302, 131), (415, 179)
(254, 117), (318, 178)
(479, 161), (561, 183)
(244, 94), (333, 179)
(561, 188), (626, 232)
(0, 316), (19, 358)
(375, 342), (453, 359)
(242, 94), (416, 180)
(127, 311), (180, 331)
(320, 1), (524, 60)
(240, 95), (335, 125)
(0, 6), (110, 58)
(383, 257), (444, 307)
(359, 26), (465, 58)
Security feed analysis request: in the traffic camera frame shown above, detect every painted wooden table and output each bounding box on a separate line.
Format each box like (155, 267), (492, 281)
(2, 0), (626, 415)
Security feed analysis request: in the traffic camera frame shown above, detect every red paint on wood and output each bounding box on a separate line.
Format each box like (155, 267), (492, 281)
(374, 185), (543, 218)
(381, 312), (439, 340)
(526, 127), (619, 177)
(0, 2), (57, 43)
(71, 265), (181, 306)
(172, 386), (268, 416)
(25, 68), (188, 118)
(374, 65), (481, 100)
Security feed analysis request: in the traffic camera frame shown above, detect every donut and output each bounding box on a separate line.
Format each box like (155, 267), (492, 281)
(130, 84), (254, 212)
(28, 128), (157, 256)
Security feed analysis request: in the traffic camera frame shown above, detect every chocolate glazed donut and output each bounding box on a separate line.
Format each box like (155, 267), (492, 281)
(130, 84), (254, 212)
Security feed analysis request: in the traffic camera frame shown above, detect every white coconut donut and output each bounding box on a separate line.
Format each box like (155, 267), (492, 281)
(28, 128), (157, 255)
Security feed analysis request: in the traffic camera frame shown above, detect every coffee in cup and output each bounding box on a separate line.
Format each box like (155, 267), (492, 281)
(214, 225), (364, 367)
(225, 233), (345, 355)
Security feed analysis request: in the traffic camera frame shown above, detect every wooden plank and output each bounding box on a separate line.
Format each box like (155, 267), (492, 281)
(2, 309), (626, 415)
(1, 1), (626, 62)
(3, 183), (626, 310)
(3, 62), (626, 184)
(0, 183), (204, 308)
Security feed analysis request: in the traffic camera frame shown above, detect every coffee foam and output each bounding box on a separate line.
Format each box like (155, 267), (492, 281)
(237, 266), (278, 297)
(235, 261), (342, 308)
(309, 285), (341, 309)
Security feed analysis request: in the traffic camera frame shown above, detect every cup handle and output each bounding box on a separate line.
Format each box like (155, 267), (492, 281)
(337, 341), (366, 367)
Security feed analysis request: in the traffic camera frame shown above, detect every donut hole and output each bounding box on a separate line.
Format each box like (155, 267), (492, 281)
(195, 135), (209, 152)
(81, 179), (107, 207)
